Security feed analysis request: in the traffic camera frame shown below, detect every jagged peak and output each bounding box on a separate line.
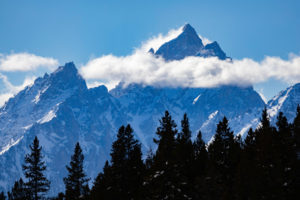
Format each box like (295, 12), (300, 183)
(54, 62), (78, 75)
(46, 62), (87, 91)
(182, 23), (197, 35)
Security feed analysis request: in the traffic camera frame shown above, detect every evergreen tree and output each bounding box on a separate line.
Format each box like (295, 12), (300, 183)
(291, 106), (300, 199)
(207, 117), (241, 199)
(63, 142), (90, 200)
(22, 136), (50, 200)
(0, 192), (5, 200)
(90, 161), (112, 200)
(276, 112), (297, 199)
(254, 108), (283, 199)
(153, 110), (178, 163)
(91, 124), (144, 200)
(147, 111), (189, 199)
(176, 114), (194, 164)
(293, 105), (300, 160)
(7, 178), (27, 200)
(175, 114), (194, 198)
(192, 131), (208, 199)
(234, 128), (254, 199)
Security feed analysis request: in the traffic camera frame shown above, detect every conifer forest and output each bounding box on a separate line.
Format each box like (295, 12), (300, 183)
(1, 107), (299, 200)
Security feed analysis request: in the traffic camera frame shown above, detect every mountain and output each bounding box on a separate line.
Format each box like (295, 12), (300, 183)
(267, 83), (300, 123)
(110, 83), (265, 142)
(0, 24), (298, 195)
(153, 24), (229, 60)
(0, 62), (126, 195)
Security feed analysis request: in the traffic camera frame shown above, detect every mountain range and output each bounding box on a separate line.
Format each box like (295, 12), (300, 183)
(0, 24), (299, 195)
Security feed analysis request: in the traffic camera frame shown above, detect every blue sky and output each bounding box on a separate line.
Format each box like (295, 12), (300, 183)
(0, 0), (299, 104)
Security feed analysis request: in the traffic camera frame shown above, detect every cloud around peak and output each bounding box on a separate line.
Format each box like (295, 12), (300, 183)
(80, 47), (300, 90)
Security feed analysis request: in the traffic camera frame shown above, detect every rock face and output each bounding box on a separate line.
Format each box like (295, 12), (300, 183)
(0, 24), (298, 196)
(154, 24), (229, 60)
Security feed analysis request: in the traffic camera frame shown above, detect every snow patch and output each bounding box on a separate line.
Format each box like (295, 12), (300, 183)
(209, 110), (218, 120)
(193, 94), (201, 104)
(23, 124), (33, 130)
(38, 110), (56, 124)
(0, 136), (23, 155)
(268, 87), (292, 117)
(37, 103), (61, 124)
(32, 86), (49, 104)
(201, 110), (219, 129)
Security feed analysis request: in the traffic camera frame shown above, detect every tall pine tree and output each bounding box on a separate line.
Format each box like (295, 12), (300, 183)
(192, 131), (208, 199)
(63, 142), (89, 200)
(91, 124), (144, 200)
(175, 113), (194, 198)
(207, 117), (241, 199)
(146, 111), (190, 199)
(22, 136), (50, 200)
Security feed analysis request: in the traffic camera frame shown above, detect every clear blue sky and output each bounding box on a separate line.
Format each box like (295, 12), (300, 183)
(0, 0), (299, 100)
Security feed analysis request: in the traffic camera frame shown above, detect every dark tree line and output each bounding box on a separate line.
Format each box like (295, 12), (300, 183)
(1, 106), (299, 199)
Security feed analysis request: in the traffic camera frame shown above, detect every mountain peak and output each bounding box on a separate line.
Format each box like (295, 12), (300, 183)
(202, 41), (228, 60)
(154, 24), (203, 60)
(48, 62), (87, 92)
(154, 24), (228, 60)
(182, 23), (197, 35)
(54, 62), (77, 74)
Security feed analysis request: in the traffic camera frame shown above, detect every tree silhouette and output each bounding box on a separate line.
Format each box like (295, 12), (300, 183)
(63, 142), (89, 200)
(22, 136), (50, 200)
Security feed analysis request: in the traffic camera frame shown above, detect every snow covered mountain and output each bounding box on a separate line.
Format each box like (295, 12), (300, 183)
(267, 83), (300, 123)
(0, 24), (298, 195)
(0, 63), (126, 195)
(153, 24), (229, 60)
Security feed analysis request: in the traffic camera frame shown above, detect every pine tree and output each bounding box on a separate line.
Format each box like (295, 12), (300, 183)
(22, 136), (50, 200)
(63, 142), (90, 200)
(7, 178), (27, 200)
(207, 117), (241, 199)
(276, 112), (297, 199)
(247, 108), (284, 199)
(91, 125), (144, 200)
(293, 105), (300, 159)
(153, 110), (178, 163)
(90, 161), (112, 200)
(0, 192), (5, 200)
(192, 131), (208, 199)
(147, 111), (190, 199)
(176, 114), (194, 163)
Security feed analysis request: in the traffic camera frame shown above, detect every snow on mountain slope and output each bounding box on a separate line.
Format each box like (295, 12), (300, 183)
(0, 62), (126, 195)
(0, 62), (86, 154)
(267, 83), (300, 123)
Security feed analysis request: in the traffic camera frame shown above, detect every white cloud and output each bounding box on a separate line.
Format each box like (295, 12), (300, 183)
(140, 26), (184, 52)
(0, 53), (58, 72)
(80, 51), (300, 90)
(0, 73), (35, 106)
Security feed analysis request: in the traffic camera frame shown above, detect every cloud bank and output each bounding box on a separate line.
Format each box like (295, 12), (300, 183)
(82, 25), (300, 90)
(0, 53), (58, 72)
(81, 51), (300, 89)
